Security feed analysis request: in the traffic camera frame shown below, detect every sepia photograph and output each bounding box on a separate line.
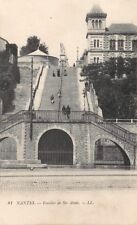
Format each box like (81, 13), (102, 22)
(0, 0), (137, 224)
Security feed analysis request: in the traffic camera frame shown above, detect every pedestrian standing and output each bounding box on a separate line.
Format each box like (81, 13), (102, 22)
(62, 105), (66, 114)
(50, 94), (55, 104)
(57, 69), (60, 77)
(58, 89), (61, 98)
(53, 71), (55, 77)
(66, 105), (71, 119)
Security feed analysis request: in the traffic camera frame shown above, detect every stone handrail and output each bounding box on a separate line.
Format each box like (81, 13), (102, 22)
(25, 65), (44, 110)
(32, 110), (137, 145)
(0, 110), (136, 145)
(0, 110), (25, 134)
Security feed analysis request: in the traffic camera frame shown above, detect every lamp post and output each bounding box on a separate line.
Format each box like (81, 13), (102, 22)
(83, 89), (86, 112)
(58, 60), (63, 121)
(30, 57), (33, 140)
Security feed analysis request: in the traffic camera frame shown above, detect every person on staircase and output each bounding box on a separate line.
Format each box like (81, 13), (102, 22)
(57, 69), (60, 77)
(62, 105), (66, 115)
(66, 105), (71, 119)
(58, 89), (61, 98)
(53, 71), (56, 77)
(50, 94), (55, 104)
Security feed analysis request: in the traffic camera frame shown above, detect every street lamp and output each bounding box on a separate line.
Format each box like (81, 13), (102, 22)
(29, 57), (33, 140)
(83, 89), (86, 111)
(58, 60), (63, 121)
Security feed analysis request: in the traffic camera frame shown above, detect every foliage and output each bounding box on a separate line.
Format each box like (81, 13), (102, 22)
(20, 36), (48, 56)
(81, 58), (137, 119)
(104, 58), (116, 78)
(0, 48), (20, 112)
(8, 64), (20, 84)
(0, 50), (10, 66)
(0, 67), (15, 112)
(39, 42), (48, 54)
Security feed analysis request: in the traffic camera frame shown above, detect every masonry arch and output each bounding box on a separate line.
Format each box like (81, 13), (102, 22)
(38, 128), (74, 165)
(92, 20), (95, 28)
(0, 135), (17, 160)
(94, 137), (130, 169)
(95, 20), (98, 29)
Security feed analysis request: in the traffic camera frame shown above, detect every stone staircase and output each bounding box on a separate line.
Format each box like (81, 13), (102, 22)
(0, 110), (25, 134)
(0, 159), (44, 169)
(0, 110), (136, 148)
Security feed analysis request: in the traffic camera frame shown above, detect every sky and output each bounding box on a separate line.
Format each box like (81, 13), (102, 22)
(0, 0), (137, 65)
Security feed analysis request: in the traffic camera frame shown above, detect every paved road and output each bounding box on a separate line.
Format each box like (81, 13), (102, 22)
(1, 168), (137, 192)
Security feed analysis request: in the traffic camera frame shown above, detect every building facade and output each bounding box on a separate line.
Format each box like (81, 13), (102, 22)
(18, 49), (59, 69)
(86, 5), (137, 64)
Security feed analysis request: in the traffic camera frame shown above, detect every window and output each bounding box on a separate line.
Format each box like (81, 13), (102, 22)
(95, 20), (98, 29)
(97, 40), (99, 48)
(94, 40), (96, 48)
(118, 40), (124, 50)
(110, 40), (116, 50)
(132, 40), (137, 52)
(99, 20), (102, 29)
(94, 57), (96, 63)
(93, 57), (99, 64)
(94, 40), (99, 48)
(92, 20), (94, 28)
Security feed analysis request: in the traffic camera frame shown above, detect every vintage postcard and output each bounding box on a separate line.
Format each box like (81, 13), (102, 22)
(0, 0), (137, 224)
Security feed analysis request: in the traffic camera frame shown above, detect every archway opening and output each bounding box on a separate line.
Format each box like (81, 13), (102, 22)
(94, 139), (130, 169)
(0, 137), (17, 160)
(38, 129), (73, 165)
(99, 20), (102, 29)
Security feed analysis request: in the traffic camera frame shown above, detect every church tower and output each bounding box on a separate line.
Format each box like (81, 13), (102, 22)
(86, 5), (107, 64)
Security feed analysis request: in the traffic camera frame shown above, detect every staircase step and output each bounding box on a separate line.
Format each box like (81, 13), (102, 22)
(0, 160), (41, 164)
(0, 164), (27, 169)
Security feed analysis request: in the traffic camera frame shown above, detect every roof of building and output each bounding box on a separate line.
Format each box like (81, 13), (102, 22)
(108, 23), (137, 34)
(0, 36), (9, 44)
(27, 49), (48, 56)
(18, 49), (59, 60)
(86, 5), (107, 22)
(90, 5), (104, 14)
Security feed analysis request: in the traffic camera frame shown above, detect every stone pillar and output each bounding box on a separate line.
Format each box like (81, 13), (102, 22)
(87, 125), (95, 168)
(17, 122), (26, 160)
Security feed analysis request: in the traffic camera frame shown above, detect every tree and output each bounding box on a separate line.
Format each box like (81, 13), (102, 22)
(117, 57), (124, 78)
(39, 43), (48, 54)
(0, 69), (15, 112)
(81, 58), (137, 119)
(0, 45), (20, 113)
(20, 36), (48, 56)
(105, 58), (116, 78)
